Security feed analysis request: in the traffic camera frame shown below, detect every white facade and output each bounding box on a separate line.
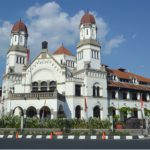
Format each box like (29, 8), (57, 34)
(1, 14), (150, 121)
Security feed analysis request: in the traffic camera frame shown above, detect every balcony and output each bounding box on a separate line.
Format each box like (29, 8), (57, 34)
(9, 91), (65, 102)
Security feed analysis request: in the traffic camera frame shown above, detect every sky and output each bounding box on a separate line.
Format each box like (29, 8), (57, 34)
(0, 0), (150, 84)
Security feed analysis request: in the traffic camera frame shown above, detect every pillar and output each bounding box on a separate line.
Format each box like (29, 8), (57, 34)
(147, 94), (150, 101)
(10, 109), (13, 116)
(137, 92), (140, 100)
(138, 110), (142, 119)
(100, 109), (103, 120)
(37, 109), (40, 118)
(47, 80), (50, 91)
(51, 109), (57, 119)
(115, 90), (119, 99)
(38, 81), (41, 91)
(115, 109), (120, 117)
(127, 91), (130, 100)
(23, 109), (26, 118)
(127, 111), (131, 118)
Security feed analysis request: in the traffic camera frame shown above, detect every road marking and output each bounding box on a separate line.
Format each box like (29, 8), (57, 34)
(46, 135), (50, 139)
(126, 136), (133, 140)
(0, 135), (4, 138)
(138, 135), (144, 139)
(57, 135), (63, 139)
(18, 135), (23, 139)
(79, 135), (85, 140)
(68, 135), (74, 139)
(7, 135), (13, 138)
(36, 135), (42, 139)
(26, 135), (32, 139)
(91, 136), (97, 140)
(114, 136), (120, 140)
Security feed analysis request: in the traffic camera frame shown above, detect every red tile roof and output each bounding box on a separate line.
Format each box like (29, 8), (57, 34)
(53, 45), (73, 56)
(80, 12), (96, 25)
(12, 20), (28, 34)
(108, 80), (150, 91)
(108, 69), (150, 83)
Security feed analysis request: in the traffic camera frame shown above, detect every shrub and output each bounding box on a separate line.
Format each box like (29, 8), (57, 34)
(0, 115), (112, 129)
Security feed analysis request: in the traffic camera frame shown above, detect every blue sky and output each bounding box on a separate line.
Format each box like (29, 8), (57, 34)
(0, 0), (150, 85)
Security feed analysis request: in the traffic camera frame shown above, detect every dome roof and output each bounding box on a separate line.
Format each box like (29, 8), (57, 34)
(53, 45), (73, 56)
(80, 12), (96, 25)
(11, 20), (28, 34)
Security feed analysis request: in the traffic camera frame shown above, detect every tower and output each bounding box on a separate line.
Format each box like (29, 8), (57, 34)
(2, 20), (29, 100)
(77, 12), (101, 70)
(6, 19), (28, 74)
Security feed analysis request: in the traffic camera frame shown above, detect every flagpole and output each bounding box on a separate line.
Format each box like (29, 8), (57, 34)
(84, 96), (88, 120)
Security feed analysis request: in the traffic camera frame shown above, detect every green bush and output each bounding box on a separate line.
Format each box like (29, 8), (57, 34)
(0, 115), (112, 129)
(0, 115), (21, 128)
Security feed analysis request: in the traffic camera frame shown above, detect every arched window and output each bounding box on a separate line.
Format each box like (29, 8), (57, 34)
(20, 36), (22, 43)
(93, 106), (100, 118)
(49, 81), (56, 92)
(97, 87), (100, 97)
(86, 29), (88, 35)
(41, 81), (47, 92)
(75, 105), (81, 119)
(32, 82), (38, 92)
(93, 83), (102, 97)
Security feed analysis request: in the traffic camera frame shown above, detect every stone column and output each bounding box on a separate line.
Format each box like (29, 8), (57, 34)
(37, 109), (40, 118)
(146, 94), (150, 101)
(115, 109), (120, 116)
(38, 81), (41, 91)
(115, 90), (119, 99)
(138, 109), (142, 119)
(51, 109), (57, 119)
(127, 91), (130, 100)
(100, 109), (103, 120)
(10, 109), (13, 116)
(127, 111), (132, 118)
(23, 109), (26, 118)
(137, 92), (140, 100)
(47, 80), (50, 91)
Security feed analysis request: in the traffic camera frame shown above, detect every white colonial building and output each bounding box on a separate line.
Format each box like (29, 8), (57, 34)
(0, 12), (150, 121)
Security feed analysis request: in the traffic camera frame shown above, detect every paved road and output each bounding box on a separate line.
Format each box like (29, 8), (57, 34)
(0, 138), (150, 149)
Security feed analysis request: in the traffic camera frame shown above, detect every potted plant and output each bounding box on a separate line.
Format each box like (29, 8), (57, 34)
(113, 115), (123, 129)
(115, 121), (123, 129)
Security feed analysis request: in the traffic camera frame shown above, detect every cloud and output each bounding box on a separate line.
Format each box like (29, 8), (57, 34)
(103, 35), (125, 54)
(0, 1), (125, 57)
(26, 2), (110, 56)
(0, 21), (12, 56)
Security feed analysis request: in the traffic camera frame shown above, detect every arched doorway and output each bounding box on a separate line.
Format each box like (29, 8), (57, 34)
(26, 106), (37, 118)
(75, 105), (81, 119)
(40, 106), (51, 119)
(120, 107), (128, 122)
(108, 106), (116, 117)
(13, 107), (24, 116)
(58, 105), (65, 118)
(93, 106), (100, 118)
(132, 108), (138, 118)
